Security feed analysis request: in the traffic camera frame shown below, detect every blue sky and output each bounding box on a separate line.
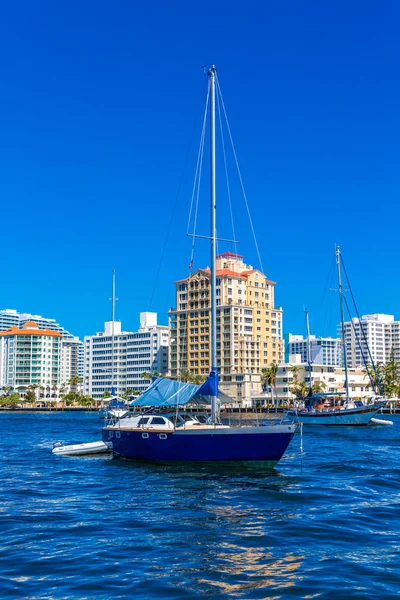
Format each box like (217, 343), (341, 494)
(1, 1), (399, 340)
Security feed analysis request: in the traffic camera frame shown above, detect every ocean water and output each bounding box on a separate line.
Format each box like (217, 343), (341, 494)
(1, 412), (400, 599)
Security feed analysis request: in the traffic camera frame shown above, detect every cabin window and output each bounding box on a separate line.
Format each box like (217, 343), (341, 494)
(151, 417), (166, 425)
(138, 417), (150, 425)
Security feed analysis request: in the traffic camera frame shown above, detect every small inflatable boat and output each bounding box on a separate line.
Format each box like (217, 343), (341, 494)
(370, 418), (393, 426)
(52, 441), (111, 456)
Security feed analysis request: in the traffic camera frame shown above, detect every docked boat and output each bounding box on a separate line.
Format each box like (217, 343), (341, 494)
(287, 248), (386, 426)
(99, 398), (129, 420)
(102, 65), (297, 465)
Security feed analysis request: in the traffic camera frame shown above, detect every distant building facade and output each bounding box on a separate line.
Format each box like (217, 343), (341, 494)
(169, 252), (284, 401)
(0, 308), (83, 386)
(275, 360), (372, 401)
(84, 312), (169, 400)
(0, 322), (62, 390)
(343, 313), (400, 367)
(287, 334), (343, 366)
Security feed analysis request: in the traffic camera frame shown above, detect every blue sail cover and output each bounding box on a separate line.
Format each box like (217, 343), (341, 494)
(108, 399), (126, 408)
(130, 373), (231, 408)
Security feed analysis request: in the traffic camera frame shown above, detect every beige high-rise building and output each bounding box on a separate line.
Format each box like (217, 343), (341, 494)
(169, 252), (283, 400)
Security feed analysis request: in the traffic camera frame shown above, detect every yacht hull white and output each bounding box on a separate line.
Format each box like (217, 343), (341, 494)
(287, 404), (383, 426)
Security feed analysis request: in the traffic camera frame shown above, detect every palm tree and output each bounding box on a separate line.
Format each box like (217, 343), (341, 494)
(288, 365), (300, 383)
(312, 380), (327, 394)
(122, 388), (135, 400)
(363, 362), (384, 394)
(383, 349), (399, 397)
(269, 363), (278, 404)
(290, 381), (309, 400)
(260, 368), (271, 392)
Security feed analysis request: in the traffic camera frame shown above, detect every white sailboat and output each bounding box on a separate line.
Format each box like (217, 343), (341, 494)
(287, 246), (386, 425)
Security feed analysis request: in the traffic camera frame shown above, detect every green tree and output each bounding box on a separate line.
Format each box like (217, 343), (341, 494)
(103, 391), (111, 399)
(288, 365), (300, 383)
(122, 388), (135, 400)
(0, 392), (20, 408)
(312, 380), (327, 394)
(290, 381), (309, 400)
(383, 349), (399, 397)
(26, 390), (36, 403)
(260, 368), (271, 392)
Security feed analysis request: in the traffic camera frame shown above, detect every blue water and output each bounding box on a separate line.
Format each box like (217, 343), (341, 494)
(1, 413), (400, 599)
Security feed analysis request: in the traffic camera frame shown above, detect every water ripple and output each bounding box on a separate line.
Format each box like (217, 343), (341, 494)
(1, 412), (400, 598)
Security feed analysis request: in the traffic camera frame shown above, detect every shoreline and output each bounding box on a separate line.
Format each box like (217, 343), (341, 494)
(0, 407), (398, 415)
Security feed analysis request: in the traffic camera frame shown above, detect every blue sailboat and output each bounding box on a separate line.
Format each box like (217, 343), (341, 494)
(102, 65), (297, 465)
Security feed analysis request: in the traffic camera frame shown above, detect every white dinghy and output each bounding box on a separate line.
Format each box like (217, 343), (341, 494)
(52, 441), (111, 456)
(369, 418), (393, 426)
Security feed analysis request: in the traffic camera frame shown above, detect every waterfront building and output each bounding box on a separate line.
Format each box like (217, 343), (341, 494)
(343, 314), (400, 367)
(287, 334), (343, 366)
(61, 336), (84, 388)
(0, 322), (62, 390)
(274, 358), (372, 402)
(0, 308), (84, 387)
(0, 309), (20, 331)
(84, 312), (169, 400)
(169, 252), (284, 401)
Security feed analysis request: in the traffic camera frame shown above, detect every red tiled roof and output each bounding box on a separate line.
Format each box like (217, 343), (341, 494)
(0, 323), (62, 337)
(216, 251), (243, 259)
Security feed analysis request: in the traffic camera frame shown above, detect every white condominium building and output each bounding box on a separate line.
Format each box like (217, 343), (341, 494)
(61, 336), (84, 384)
(0, 308), (84, 385)
(84, 312), (169, 400)
(343, 314), (400, 367)
(287, 334), (343, 366)
(0, 309), (20, 331)
(0, 322), (62, 389)
(275, 361), (372, 401)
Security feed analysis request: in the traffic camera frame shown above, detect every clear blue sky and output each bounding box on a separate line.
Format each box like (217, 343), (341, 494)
(1, 1), (399, 340)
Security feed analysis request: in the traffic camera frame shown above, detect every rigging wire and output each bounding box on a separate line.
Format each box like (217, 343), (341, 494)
(216, 76), (264, 273)
(340, 254), (383, 393)
(343, 295), (378, 393)
(216, 78), (238, 256)
(189, 91), (208, 269)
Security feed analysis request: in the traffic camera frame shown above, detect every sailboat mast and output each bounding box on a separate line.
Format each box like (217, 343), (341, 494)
(305, 308), (312, 395)
(209, 64), (217, 424)
(336, 246), (350, 399)
(111, 269), (116, 396)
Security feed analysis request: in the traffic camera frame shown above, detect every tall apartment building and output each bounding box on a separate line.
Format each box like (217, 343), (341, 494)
(287, 334), (343, 366)
(84, 312), (169, 400)
(343, 314), (400, 367)
(0, 322), (62, 389)
(0, 308), (83, 384)
(169, 252), (283, 399)
(0, 309), (20, 331)
(61, 337), (85, 384)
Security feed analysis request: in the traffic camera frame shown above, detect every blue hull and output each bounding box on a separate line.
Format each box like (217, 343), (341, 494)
(102, 426), (296, 465)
